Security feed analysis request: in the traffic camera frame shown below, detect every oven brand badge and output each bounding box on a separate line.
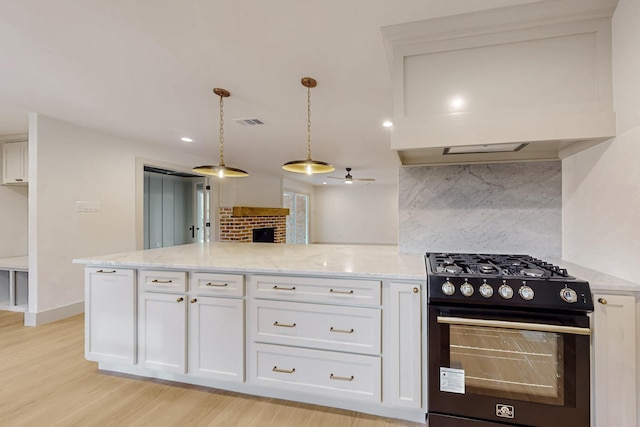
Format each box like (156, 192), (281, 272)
(496, 404), (515, 419)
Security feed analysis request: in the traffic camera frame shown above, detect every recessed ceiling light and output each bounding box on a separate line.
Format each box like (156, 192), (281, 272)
(382, 120), (393, 128)
(322, 181), (327, 185)
(181, 137), (193, 142)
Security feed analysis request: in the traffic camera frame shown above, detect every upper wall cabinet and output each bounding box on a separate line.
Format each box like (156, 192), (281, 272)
(382, 0), (618, 166)
(2, 140), (29, 185)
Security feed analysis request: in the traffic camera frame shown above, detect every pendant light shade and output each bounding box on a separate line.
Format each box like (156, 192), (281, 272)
(282, 77), (334, 175)
(192, 88), (249, 178)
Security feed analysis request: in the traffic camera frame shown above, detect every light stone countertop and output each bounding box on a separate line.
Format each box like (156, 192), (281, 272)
(73, 243), (640, 293)
(73, 242), (428, 281)
(553, 259), (640, 293)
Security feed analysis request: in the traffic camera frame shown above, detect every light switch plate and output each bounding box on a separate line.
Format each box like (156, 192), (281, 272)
(75, 201), (101, 212)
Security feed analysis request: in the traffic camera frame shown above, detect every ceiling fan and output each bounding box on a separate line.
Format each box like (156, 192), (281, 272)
(328, 168), (376, 184)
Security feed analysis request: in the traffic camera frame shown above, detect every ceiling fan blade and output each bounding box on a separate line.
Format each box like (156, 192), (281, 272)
(327, 176), (345, 180)
(353, 178), (376, 182)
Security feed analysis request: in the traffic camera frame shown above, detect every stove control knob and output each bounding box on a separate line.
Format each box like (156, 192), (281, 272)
(460, 281), (474, 297)
(479, 283), (494, 298)
(560, 287), (578, 304)
(498, 284), (514, 299)
(519, 285), (535, 301)
(441, 281), (456, 296)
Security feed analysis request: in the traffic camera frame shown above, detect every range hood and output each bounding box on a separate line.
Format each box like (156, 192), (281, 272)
(382, 0), (618, 165)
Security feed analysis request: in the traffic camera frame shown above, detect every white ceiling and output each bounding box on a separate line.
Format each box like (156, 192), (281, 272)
(0, 0), (536, 185)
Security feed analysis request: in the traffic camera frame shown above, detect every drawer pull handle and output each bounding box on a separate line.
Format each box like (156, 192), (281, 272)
(176, 297), (184, 302)
(152, 279), (173, 284)
(273, 285), (296, 291)
(598, 298), (608, 305)
(96, 269), (116, 274)
(274, 321), (296, 328)
(190, 299), (197, 303)
(329, 289), (354, 295)
(273, 366), (295, 374)
(330, 374), (354, 382)
(413, 287), (419, 293)
(330, 327), (354, 334)
(205, 282), (228, 287)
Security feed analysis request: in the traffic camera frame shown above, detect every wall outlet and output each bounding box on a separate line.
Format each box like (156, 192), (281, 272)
(75, 201), (101, 212)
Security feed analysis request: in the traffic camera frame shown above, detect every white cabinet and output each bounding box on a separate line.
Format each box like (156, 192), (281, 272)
(137, 270), (245, 381)
(254, 343), (381, 402)
(189, 295), (244, 382)
(592, 292), (638, 427)
(2, 141), (28, 185)
(139, 291), (187, 373)
(383, 282), (423, 410)
(249, 275), (383, 402)
(85, 267), (136, 364)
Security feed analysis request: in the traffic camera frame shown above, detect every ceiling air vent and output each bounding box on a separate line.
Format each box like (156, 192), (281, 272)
(233, 118), (264, 126)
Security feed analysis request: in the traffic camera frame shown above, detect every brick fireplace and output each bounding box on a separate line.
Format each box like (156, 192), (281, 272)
(219, 206), (289, 243)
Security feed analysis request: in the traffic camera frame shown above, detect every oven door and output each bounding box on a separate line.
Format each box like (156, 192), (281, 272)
(428, 305), (591, 427)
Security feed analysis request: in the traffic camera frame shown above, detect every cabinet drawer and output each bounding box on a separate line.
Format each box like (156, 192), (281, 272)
(254, 343), (381, 402)
(252, 275), (380, 306)
(252, 300), (380, 355)
(140, 270), (187, 293)
(191, 272), (244, 297)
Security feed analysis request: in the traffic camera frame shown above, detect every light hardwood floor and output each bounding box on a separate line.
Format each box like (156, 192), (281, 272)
(0, 311), (425, 427)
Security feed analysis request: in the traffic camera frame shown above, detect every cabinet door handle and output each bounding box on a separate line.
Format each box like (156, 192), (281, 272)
(329, 289), (354, 295)
(205, 282), (228, 287)
(15, 178), (23, 182)
(272, 366), (295, 374)
(273, 285), (296, 291)
(152, 279), (173, 284)
(176, 297), (184, 302)
(190, 299), (197, 303)
(273, 321), (296, 328)
(413, 287), (419, 293)
(598, 298), (608, 305)
(96, 269), (116, 274)
(330, 327), (354, 334)
(330, 374), (354, 382)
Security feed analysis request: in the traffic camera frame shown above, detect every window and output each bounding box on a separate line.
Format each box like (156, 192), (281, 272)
(283, 191), (309, 244)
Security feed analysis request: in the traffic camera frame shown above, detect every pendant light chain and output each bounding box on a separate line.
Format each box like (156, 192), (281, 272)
(219, 93), (225, 167)
(306, 85), (312, 161)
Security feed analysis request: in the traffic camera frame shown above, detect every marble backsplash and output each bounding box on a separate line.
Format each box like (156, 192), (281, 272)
(399, 161), (561, 259)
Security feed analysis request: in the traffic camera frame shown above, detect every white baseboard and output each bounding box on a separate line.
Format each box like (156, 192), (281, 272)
(24, 301), (84, 326)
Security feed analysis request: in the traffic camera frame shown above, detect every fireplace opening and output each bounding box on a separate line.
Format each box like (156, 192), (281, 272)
(253, 227), (275, 243)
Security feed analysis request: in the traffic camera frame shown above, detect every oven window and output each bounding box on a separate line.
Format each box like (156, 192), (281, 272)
(449, 325), (564, 405)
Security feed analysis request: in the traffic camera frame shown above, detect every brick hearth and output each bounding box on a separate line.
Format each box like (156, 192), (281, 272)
(219, 207), (288, 243)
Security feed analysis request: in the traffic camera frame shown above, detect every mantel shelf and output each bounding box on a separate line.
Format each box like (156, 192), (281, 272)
(232, 206), (290, 217)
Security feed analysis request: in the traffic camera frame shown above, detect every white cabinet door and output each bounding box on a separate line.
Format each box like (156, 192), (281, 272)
(139, 292), (187, 373)
(189, 296), (245, 382)
(2, 141), (28, 185)
(384, 282), (423, 409)
(85, 267), (136, 364)
(592, 293), (637, 427)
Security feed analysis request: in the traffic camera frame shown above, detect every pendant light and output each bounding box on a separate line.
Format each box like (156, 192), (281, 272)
(193, 88), (249, 178)
(282, 77), (334, 175)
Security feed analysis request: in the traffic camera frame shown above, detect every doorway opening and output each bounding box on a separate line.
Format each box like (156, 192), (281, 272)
(283, 191), (309, 244)
(143, 166), (208, 249)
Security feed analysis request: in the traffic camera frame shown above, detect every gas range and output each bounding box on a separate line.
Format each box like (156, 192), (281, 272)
(426, 253), (594, 312)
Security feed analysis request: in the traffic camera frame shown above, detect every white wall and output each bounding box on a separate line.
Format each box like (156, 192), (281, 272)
(312, 184), (398, 245)
(218, 172), (283, 208)
(27, 114), (206, 324)
(562, 0), (640, 283)
(0, 183), (28, 258)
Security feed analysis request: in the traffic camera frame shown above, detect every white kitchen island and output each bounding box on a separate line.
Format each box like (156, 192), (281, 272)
(74, 242), (428, 423)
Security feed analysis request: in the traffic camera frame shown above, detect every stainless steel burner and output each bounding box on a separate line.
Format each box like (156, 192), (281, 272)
(444, 265), (463, 274)
(521, 267), (545, 277)
(478, 264), (496, 273)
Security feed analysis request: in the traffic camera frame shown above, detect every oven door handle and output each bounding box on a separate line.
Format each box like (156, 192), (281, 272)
(437, 316), (591, 336)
